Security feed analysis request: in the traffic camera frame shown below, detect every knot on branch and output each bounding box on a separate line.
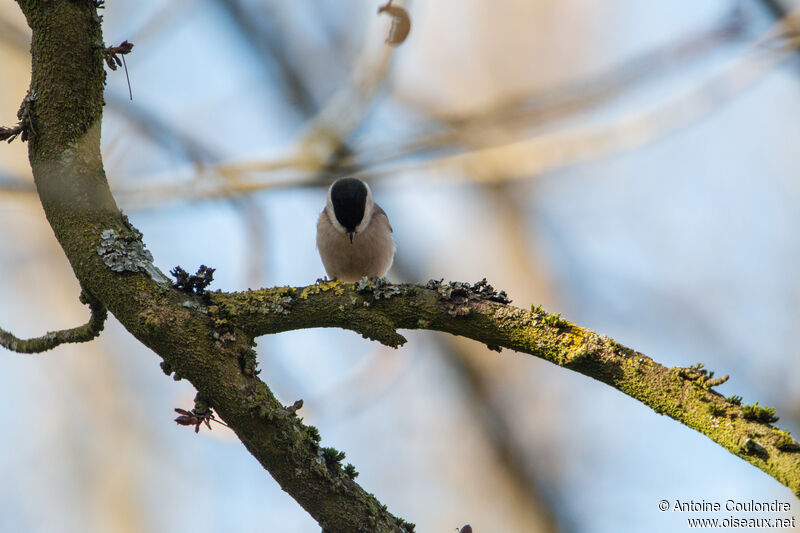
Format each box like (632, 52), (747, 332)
(0, 90), (37, 143)
(677, 362), (729, 389)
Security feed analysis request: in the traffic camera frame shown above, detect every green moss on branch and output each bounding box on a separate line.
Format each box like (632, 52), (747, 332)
(0, 290), (106, 353)
(12, 1), (417, 531)
(214, 278), (800, 499)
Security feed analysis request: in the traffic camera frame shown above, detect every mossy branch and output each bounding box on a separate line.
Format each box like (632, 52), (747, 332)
(0, 291), (106, 353)
(214, 279), (800, 499)
(11, 1), (415, 531)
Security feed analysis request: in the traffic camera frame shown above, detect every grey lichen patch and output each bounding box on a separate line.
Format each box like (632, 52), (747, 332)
(247, 391), (283, 421)
(211, 330), (236, 345)
(268, 294), (294, 315)
(96, 228), (171, 285)
(581, 331), (605, 354)
(259, 287), (296, 315)
(97, 228), (149, 271)
(426, 278), (511, 304)
(182, 300), (204, 311)
(239, 346), (259, 376)
(447, 305), (471, 317)
(740, 437), (768, 457)
(492, 306), (527, 328)
(600, 335), (637, 358)
(355, 277), (404, 300)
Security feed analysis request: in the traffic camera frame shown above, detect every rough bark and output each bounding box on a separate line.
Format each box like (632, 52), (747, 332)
(5, 3), (799, 533)
(11, 1), (414, 531)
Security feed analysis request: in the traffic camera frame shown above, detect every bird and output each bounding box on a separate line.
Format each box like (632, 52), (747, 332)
(316, 177), (395, 282)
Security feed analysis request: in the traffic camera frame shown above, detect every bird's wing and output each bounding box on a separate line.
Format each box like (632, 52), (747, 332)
(373, 204), (393, 232)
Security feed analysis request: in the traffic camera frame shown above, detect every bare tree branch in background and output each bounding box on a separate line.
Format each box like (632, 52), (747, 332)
(95, 8), (800, 207)
(391, 7), (749, 149)
(0, 5), (773, 204)
(214, 0), (320, 116)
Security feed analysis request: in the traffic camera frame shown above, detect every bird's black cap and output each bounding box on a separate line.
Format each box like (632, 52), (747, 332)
(330, 178), (368, 232)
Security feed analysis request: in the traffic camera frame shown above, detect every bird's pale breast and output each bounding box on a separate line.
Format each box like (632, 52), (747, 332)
(316, 208), (394, 282)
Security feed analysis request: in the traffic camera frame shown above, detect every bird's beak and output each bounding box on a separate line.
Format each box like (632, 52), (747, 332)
(348, 231), (355, 244)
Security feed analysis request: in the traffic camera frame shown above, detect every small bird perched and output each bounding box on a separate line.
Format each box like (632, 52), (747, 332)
(316, 177), (395, 282)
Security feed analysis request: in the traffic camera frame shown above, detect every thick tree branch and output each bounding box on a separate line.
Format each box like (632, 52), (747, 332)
(11, 2), (415, 531)
(214, 279), (800, 498)
(0, 291), (107, 353)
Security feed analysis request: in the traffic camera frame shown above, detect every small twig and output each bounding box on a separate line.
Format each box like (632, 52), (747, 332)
(0, 90), (38, 143)
(121, 55), (132, 100)
(0, 123), (25, 143)
(174, 407), (229, 433)
(0, 291), (107, 354)
(104, 40), (134, 100)
(104, 40), (134, 70)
